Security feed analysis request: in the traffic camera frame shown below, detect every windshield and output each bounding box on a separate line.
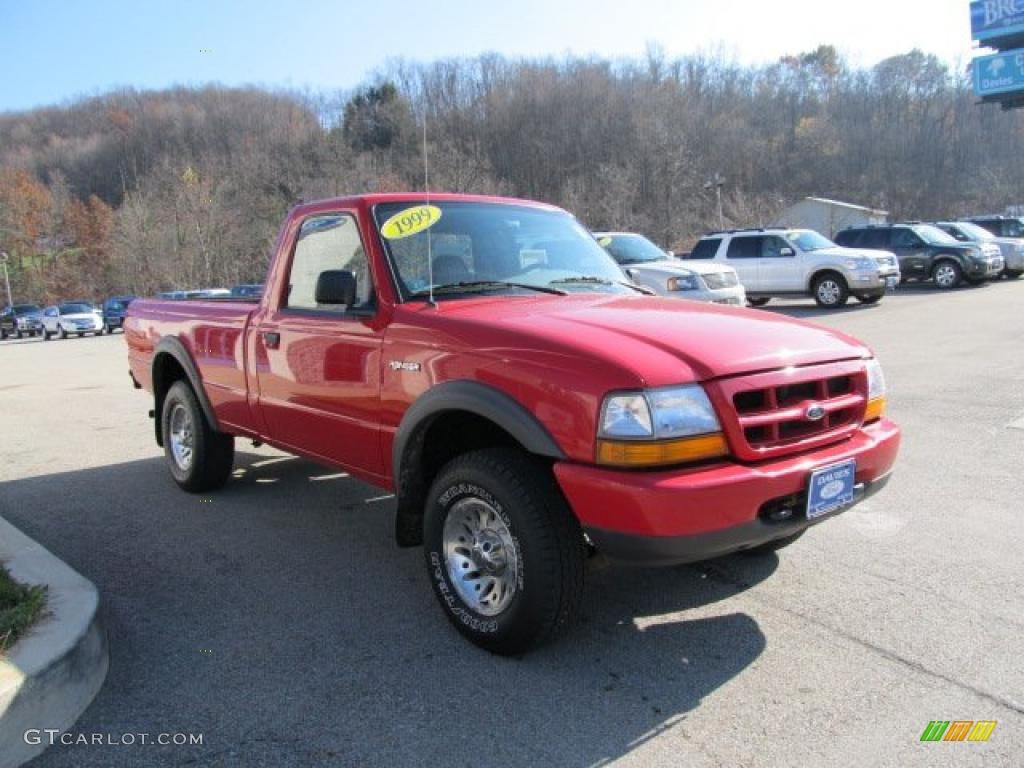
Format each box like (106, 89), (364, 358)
(949, 222), (995, 242)
(59, 303), (94, 314)
(914, 225), (958, 246)
(14, 304), (40, 314)
(106, 300), (130, 311)
(374, 201), (630, 299)
(597, 234), (668, 264)
(786, 230), (836, 252)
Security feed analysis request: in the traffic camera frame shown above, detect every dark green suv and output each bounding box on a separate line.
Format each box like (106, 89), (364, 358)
(834, 224), (1003, 289)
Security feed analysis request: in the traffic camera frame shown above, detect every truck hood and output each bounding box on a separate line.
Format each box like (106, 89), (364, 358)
(429, 294), (870, 385)
(815, 245), (898, 265)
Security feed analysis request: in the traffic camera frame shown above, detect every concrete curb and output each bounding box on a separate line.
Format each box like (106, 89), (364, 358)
(0, 516), (108, 768)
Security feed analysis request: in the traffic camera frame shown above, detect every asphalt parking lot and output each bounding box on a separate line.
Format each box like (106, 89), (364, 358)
(2, 282), (1022, 767)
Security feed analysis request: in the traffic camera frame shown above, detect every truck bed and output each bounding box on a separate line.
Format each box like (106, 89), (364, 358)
(126, 298), (260, 436)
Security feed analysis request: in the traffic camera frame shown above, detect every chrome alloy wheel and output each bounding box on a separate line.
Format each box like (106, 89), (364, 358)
(442, 496), (520, 616)
(934, 263), (958, 288)
(816, 279), (842, 305)
(168, 403), (195, 471)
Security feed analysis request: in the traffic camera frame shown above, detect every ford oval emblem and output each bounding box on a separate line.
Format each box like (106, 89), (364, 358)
(805, 404), (826, 421)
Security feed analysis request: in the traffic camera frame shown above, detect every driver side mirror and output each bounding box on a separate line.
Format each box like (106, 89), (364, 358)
(315, 270), (357, 307)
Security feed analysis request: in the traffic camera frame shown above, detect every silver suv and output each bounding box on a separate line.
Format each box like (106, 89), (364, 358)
(689, 228), (900, 308)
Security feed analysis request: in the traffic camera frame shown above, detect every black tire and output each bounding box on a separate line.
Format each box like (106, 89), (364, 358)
(161, 380), (234, 492)
(77, 332), (84, 338)
(423, 447), (585, 655)
(812, 272), (849, 308)
(855, 294), (883, 305)
(931, 260), (962, 289)
(743, 529), (806, 555)
(58, 325), (67, 340)
(15, 329), (23, 339)
(41, 329), (49, 341)
(1005, 269), (1023, 279)
(0, 328), (6, 340)
(747, 297), (771, 307)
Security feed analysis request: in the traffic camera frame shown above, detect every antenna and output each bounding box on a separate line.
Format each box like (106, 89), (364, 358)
(423, 112), (436, 308)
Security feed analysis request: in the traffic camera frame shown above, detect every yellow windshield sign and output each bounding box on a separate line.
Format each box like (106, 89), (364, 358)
(381, 205), (442, 240)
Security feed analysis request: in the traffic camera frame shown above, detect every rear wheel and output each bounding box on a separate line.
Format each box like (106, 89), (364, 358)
(932, 260), (962, 289)
(856, 294), (882, 305)
(747, 297), (771, 307)
(1005, 269), (1023, 279)
(812, 273), (849, 308)
(161, 380), (234, 492)
(423, 447), (585, 655)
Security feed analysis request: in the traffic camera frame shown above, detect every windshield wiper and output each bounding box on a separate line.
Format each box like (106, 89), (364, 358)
(550, 276), (654, 295)
(549, 276), (613, 285)
(409, 281), (567, 298)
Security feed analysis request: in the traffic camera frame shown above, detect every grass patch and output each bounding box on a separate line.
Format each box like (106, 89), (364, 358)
(0, 565), (48, 656)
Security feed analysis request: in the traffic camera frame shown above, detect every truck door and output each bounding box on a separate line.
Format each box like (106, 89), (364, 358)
(724, 235), (762, 291)
(889, 227), (929, 279)
(254, 211), (385, 475)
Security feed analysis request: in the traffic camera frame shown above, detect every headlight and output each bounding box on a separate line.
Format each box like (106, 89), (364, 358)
(844, 257), (875, 271)
(667, 274), (700, 291)
(597, 384), (728, 466)
(864, 358), (886, 423)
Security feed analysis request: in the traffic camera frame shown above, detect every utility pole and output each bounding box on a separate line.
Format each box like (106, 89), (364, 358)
(704, 174), (726, 230)
(0, 252), (11, 308)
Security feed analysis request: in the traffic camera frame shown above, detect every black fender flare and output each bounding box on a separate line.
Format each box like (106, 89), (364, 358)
(152, 336), (220, 445)
(391, 380), (566, 546)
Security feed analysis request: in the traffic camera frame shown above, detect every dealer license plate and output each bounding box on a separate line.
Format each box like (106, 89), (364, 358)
(806, 459), (856, 520)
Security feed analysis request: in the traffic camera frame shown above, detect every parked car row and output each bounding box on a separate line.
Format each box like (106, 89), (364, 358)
(596, 215), (1022, 310)
(1, 296), (137, 341)
(3, 284), (264, 343)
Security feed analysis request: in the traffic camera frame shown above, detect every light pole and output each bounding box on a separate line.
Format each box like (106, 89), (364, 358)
(704, 173), (726, 230)
(0, 252), (11, 308)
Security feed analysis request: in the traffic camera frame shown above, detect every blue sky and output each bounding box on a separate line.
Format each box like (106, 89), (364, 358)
(2, 0), (975, 113)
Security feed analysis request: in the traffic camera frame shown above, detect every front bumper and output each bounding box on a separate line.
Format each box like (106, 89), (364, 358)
(966, 258), (1003, 278)
(105, 316), (125, 328)
(675, 285), (746, 306)
(554, 418), (900, 566)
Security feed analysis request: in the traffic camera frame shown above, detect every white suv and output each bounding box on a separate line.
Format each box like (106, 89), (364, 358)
(688, 228), (901, 308)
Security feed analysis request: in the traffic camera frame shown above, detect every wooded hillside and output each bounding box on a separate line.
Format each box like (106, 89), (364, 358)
(1, 46), (1021, 302)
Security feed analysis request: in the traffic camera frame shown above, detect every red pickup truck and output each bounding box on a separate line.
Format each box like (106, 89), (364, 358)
(126, 193), (900, 654)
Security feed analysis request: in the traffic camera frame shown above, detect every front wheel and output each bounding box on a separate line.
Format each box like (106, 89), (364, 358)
(424, 447), (585, 655)
(932, 261), (962, 289)
(41, 329), (50, 341)
(1004, 269), (1023, 279)
(15, 329), (22, 339)
(161, 380), (234, 492)
(812, 273), (849, 308)
(58, 325), (68, 340)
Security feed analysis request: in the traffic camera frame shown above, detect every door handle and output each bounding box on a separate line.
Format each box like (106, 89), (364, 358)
(262, 331), (280, 349)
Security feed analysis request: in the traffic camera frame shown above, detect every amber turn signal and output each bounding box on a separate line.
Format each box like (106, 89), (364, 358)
(596, 433), (729, 467)
(864, 396), (886, 423)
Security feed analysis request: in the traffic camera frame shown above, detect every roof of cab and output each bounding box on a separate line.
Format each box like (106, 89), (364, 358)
(288, 192), (563, 219)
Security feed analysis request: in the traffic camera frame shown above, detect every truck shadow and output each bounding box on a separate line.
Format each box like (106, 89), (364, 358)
(1, 451), (772, 767)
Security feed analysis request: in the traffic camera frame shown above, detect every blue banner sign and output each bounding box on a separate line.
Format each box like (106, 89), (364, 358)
(973, 49), (1024, 97)
(971, 1), (1024, 43)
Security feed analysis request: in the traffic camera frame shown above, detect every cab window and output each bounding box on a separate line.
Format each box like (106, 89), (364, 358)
(286, 214), (373, 312)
